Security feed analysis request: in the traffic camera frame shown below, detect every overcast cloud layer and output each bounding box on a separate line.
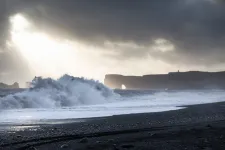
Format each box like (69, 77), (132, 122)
(0, 0), (225, 84)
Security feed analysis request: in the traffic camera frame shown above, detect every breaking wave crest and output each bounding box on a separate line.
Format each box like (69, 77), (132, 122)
(0, 75), (117, 109)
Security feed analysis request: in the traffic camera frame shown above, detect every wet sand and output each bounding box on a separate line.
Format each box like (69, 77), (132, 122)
(1, 102), (225, 149)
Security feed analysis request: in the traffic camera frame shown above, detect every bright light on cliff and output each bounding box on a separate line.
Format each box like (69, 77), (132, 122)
(122, 84), (127, 90)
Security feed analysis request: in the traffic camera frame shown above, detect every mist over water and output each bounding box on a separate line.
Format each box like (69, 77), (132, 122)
(0, 75), (225, 124)
(0, 74), (116, 109)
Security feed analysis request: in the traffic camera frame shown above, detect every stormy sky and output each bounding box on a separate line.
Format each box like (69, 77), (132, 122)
(0, 0), (225, 86)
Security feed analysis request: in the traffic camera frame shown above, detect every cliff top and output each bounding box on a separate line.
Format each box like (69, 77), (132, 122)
(106, 71), (225, 77)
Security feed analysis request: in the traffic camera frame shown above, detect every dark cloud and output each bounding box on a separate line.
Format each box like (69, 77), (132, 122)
(1, 0), (225, 83)
(0, 0), (8, 46)
(11, 0), (224, 65)
(0, 0), (33, 84)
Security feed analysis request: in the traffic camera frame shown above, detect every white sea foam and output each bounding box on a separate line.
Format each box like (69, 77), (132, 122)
(0, 75), (116, 109)
(1, 77), (225, 124)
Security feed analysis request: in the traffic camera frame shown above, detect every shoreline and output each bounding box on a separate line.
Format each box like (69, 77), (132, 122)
(1, 101), (225, 149)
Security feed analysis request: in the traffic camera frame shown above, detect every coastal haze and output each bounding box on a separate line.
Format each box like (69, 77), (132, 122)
(0, 0), (225, 85)
(1, 88), (225, 124)
(1, 1), (225, 149)
(1, 73), (225, 124)
(0, 0), (225, 125)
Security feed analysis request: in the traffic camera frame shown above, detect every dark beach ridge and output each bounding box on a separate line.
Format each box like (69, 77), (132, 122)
(1, 101), (225, 150)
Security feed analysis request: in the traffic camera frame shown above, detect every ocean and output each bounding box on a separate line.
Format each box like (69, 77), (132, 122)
(1, 75), (225, 124)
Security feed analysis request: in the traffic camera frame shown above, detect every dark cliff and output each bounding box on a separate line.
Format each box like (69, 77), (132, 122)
(0, 82), (20, 89)
(104, 71), (225, 90)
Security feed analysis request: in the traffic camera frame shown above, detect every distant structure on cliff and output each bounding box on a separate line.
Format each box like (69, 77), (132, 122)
(0, 82), (19, 89)
(104, 71), (225, 90)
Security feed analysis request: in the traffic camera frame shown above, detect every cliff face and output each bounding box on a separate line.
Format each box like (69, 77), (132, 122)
(104, 71), (225, 90)
(0, 82), (19, 89)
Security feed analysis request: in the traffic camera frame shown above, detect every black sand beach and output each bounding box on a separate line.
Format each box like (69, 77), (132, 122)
(1, 102), (225, 150)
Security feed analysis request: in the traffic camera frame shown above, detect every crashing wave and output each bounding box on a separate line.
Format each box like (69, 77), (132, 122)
(0, 75), (117, 109)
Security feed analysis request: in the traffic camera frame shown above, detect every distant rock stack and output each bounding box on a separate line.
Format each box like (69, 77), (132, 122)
(11, 82), (20, 89)
(0, 82), (20, 89)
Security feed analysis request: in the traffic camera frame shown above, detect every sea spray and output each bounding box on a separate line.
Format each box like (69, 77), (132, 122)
(0, 74), (117, 109)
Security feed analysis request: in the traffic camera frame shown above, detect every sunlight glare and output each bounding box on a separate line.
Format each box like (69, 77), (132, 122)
(9, 13), (107, 81)
(10, 14), (80, 77)
(10, 14), (30, 32)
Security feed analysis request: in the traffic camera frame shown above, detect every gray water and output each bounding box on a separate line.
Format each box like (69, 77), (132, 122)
(0, 88), (225, 124)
